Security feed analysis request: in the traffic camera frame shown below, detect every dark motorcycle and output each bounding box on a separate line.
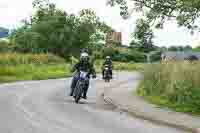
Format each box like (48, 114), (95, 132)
(103, 65), (111, 82)
(73, 71), (88, 103)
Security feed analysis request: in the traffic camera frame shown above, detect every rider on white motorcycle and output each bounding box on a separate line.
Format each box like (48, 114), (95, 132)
(70, 51), (96, 99)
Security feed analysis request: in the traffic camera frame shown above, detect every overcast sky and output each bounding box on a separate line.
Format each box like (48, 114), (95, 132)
(0, 0), (200, 47)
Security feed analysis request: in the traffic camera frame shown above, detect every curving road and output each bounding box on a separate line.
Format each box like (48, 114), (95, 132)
(0, 72), (186, 133)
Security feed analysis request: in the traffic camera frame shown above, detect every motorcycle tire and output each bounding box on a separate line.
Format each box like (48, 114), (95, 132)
(74, 82), (83, 104)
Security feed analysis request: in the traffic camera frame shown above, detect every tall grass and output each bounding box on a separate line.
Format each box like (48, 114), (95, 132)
(138, 61), (200, 115)
(0, 53), (66, 65)
(0, 64), (71, 83)
(0, 53), (69, 83)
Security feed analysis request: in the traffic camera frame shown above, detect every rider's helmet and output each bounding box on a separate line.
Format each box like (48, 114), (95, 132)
(106, 56), (111, 62)
(80, 52), (89, 63)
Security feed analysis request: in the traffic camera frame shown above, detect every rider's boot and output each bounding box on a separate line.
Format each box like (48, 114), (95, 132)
(69, 88), (74, 96)
(110, 70), (113, 79)
(102, 70), (104, 79)
(82, 86), (88, 99)
(69, 76), (77, 96)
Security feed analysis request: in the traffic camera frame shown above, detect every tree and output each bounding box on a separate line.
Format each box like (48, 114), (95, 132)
(130, 19), (155, 53)
(167, 45), (192, 51)
(168, 46), (180, 51)
(11, 0), (112, 59)
(107, 0), (200, 31)
(160, 46), (168, 52)
(184, 45), (192, 51)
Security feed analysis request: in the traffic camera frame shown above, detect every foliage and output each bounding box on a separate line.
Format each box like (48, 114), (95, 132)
(168, 46), (181, 51)
(11, 0), (113, 59)
(101, 46), (146, 62)
(138, 62), (200, 115)
(112, 62), (144, 71)
(150, 51), (162, 62)
(0, 53), (66, 66)
(168, 45), (192, 51)
(113, 50), (146, 62)
(130, 19), (155, 53)
(107, 0), (200, 31)
(0, 64), (71, 83)
(102, 47), (118, 58)
(94, 59), (144, 72)
(0, 57), (142, 83)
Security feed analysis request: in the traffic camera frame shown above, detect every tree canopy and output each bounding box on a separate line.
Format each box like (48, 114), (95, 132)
(130, 19), (155, 53)
(11, 0), (113, 59)
(107, 0), (200, 30)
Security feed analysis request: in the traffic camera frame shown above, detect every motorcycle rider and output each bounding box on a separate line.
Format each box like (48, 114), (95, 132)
(102, 56), (113, 79)
(69, 51), (96, 99)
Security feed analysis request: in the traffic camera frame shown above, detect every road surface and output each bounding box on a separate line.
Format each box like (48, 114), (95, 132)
(0, 72), (186, 133)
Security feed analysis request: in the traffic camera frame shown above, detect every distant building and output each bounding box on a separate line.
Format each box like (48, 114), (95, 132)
(106, 32), (122, 46)
(161, 51), (200, 61)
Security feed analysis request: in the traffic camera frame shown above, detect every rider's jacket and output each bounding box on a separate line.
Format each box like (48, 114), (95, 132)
(72, 61), (96, 77)
(103, 60), (113, 69)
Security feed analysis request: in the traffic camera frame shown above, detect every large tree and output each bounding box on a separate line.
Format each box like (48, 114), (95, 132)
(11, 0), (113, 59)
(107, 0), (200, 30)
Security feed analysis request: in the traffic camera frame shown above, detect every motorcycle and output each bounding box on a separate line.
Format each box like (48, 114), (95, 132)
(73, 71), (88, 103)
(103, 65), (111, 82)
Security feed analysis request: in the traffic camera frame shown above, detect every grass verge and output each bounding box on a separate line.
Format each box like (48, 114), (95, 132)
(0, 64), (71, 83)
(137, 62), (200, 116)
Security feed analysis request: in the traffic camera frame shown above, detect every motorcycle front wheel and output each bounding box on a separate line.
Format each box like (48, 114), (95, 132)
(74, 81), (83, 103)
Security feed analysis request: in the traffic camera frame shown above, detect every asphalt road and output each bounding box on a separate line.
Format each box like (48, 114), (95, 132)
(0, 72), (186, 133)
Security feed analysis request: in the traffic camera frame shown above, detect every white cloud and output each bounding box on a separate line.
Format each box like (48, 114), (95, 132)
(0, 0), (199, 46)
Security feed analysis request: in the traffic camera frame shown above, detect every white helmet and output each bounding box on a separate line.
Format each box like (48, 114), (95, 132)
(81, 52), (89, 57)
(106, 56), (111, 59)
(80, 52), (89, 62)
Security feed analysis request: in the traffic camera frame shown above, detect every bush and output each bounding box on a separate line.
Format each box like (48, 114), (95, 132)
(102, 47), (118, 58)
(0, 53), (66, 65)
(112, 50), (146, 63)
(93, 51), (102, 59)
(138, 62), (200, 115)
